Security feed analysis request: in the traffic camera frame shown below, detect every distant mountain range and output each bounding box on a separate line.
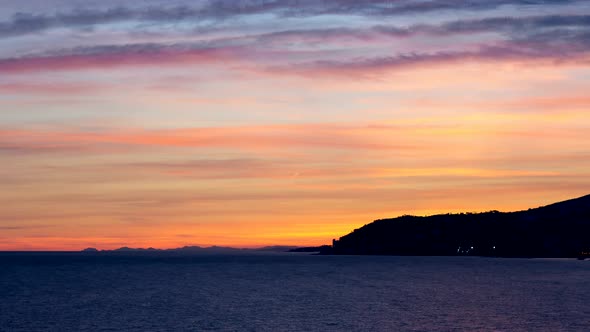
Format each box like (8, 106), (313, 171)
(317, 194), (590, 258)
(82, 245), (299, 253)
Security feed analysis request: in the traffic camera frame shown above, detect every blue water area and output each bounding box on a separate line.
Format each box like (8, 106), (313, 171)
(1, 252), (589, 331)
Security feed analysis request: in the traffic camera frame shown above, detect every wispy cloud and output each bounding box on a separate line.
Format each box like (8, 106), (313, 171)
(272, 36), (590, 77)
(0, 0), (584, 38)
(0, 43), (247, 73)
(0, 82), (104, 94)
(0, 124), (421, 154)
(373, 15), (590, 37)
(1, 12), (589, 76)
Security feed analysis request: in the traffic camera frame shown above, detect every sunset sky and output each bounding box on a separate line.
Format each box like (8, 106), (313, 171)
(1, 0), (590, 250)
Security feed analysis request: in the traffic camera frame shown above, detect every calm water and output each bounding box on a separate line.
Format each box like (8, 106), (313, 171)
(1, 253), (589, 331)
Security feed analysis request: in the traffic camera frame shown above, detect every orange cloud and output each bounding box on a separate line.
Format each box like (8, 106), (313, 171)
(0, 124), (423, 153)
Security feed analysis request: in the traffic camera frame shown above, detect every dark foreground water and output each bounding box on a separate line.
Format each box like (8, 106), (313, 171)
(1, 253), (589, 331)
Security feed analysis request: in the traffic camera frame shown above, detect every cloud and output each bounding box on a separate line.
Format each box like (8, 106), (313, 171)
(0, 42), (246, 73)
(271, 35), (590, 77)
(0, 82), (103, 94)
(0, 6), (203, 38)
(364, 0), (582, 16)
(118, 158), (366, 180)
(0, 124), (421, 154)
(372, 15), (590, 38)
(0, 1), (584, 38)
(0, 225), (51, 230)
(1, 11), (589, 76)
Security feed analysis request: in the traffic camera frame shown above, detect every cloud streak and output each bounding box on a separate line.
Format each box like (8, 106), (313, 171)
(373, 15), (590, 37)
(0, 1), (585, 38)
(0, 124), (420, 154)
(0, 43), (246, 73)
(1, 12), (589, 76)
(2, 119), (588, 158)
(273, 49), (589, 78)
(0, 82), (103, 94)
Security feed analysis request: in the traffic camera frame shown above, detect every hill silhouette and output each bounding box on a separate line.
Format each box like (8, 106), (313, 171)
(320, 194), (590, 258)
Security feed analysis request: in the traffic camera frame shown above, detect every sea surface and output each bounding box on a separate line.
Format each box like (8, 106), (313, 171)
(1, 253), (589, 331)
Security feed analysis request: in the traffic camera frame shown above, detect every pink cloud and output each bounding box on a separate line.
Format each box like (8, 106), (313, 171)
(0, 45), (245, 73)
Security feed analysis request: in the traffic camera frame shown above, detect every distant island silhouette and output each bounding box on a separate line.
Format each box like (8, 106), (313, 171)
(81, 245), (299, 254)
(300, 194), (590, 258)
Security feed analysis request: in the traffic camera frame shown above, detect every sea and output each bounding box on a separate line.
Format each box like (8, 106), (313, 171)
(1, 252), (589, 331)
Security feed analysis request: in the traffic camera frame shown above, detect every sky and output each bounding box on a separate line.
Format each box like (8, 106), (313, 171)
(1, 0), (590, 250)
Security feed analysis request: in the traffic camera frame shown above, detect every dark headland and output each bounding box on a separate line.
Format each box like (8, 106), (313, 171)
(306, 194), (590, 258)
